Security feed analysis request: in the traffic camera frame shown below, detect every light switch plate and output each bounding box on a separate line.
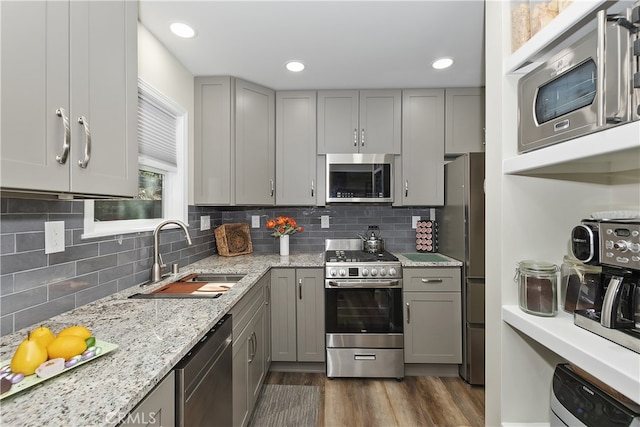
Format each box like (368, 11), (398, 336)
(45, 221), (65, 254)
(412, 216), (420, 229)
(251, 215), (260, 228)
(200, 215), (211, 231)
(321, 215), (330, 229)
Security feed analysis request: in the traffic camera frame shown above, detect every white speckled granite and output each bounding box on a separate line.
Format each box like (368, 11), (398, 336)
(396, 253), (463, 267)
(0, 251), (456, 426)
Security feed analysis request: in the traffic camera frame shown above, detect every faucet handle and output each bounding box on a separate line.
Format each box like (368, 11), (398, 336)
(159, 253), (166, 269)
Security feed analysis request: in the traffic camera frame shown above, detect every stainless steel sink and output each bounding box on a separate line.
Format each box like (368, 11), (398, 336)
(129, 273), (245, 299)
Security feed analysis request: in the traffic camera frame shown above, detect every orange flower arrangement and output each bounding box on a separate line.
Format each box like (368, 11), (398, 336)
(265, 216), (303, 237)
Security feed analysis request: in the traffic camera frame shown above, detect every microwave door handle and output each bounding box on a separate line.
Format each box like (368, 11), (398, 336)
(596, 9), (606, 128)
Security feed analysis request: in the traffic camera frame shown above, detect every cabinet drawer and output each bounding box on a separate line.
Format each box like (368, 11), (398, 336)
(230, 277), (265, 337)
(403, 267), (461, 292)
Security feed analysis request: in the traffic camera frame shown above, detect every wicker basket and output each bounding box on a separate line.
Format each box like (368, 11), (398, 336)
(214, 223), (253, 256)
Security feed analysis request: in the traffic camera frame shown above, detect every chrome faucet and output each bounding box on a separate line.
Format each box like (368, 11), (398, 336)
(151, 220), (193, 283)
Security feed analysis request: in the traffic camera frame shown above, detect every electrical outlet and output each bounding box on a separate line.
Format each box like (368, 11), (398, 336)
(45, 221), (65, 254)
(252, 215), (260, 228)
(321, 215), (330, 229)
(412, 216), (421, 229)
(200, 215), (211, 231)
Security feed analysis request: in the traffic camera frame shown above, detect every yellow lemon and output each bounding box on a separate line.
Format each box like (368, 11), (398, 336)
(29, 326), (55, 349)
(10, 338), (48, 375)
(57, 325), (91, 340)
(47, 335), (87, 360)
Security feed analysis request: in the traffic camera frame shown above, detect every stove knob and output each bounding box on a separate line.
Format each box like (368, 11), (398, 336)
(370, 268), (378, 276)
(329, 268), (337, 277)
(339, 269), (347, 277)
(362, 268), (369, 276)
(389, 267), (397, 276)
(379, 268), (387, 276)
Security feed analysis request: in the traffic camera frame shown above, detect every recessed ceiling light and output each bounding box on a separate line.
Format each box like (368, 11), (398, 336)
(285, 61), (305, 72)
(170, 22), (196, 39)
(432, 57), (454, 70)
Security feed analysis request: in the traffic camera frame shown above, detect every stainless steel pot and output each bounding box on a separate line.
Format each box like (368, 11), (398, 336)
(358, 226), (385, 254)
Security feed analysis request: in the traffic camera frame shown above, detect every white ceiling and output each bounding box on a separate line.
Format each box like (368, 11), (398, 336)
(138, 1), (486, 91)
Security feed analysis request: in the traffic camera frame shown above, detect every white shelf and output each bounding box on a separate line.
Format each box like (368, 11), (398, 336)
(503, 121), (640, 177)
(505, 0), (632, 74)
(503, 305), (640, 404)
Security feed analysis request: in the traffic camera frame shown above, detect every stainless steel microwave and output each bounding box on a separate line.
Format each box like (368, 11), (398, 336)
(326, 153), (393, 203)
(518, 9), (639, 153)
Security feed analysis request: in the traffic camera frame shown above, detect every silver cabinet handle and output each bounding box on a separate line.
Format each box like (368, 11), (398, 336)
(270, 179), (274, 197)
(252, 331), (257, 359)
(311, 179), (315, 197)
(55, 108), (70, 164)
(266, 284), (270, 306)
(405, 180), (409, 197)
(77, 116), (91, 168)
(248, 334), (254, 362)
(406, 302), (410, 324)
(298, 278), (302, 300)
(421, 278), (444, 283)
(353, 128), (358, 147)
(361, 129), (365, 146)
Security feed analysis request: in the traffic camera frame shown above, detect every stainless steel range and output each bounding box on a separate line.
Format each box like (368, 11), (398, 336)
(324, 239), (404, 380)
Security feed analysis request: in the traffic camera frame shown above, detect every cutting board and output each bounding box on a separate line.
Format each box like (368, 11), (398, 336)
(150, 282), (231, 294)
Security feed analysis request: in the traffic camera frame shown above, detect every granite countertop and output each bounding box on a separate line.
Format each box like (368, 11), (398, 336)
(0, 251), (460, 426)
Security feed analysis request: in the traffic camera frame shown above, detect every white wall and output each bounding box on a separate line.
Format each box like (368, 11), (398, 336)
(137, 22), (195, 204)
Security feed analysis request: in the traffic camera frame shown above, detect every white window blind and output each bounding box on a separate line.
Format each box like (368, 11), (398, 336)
(138, 86), (178, 169)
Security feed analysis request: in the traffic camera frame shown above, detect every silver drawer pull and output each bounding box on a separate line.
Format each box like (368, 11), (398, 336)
(354, 354), (376, 361)
(55, 108), (70, 164)
(406, 302), (410, 324)
(421, 278), (443, 283)
(77, 116), (91, 168)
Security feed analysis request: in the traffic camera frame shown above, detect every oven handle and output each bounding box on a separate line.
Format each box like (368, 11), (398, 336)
(326, 280), (400, 288)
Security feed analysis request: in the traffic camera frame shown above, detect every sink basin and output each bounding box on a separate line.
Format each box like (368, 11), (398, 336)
(129, 273), (245, 299)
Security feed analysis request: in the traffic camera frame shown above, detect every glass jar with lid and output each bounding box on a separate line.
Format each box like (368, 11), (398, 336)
(515, 260), (559, 316)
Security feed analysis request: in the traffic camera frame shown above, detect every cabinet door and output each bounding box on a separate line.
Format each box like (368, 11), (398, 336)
(275, 91), (317, 205)
(194, 76), (233, 205)
(359, 90), (401, 154)
(1, 1), (70, 192)
(296, 269), (325, 362)
(270, 269), (297, 361)
(120, 371), (175, 427)
(404, 291), (462, 364)
(263, 275), (272, 369)
(248, 306), (266, 414)
(317, 90), (359, 154)
(235, 79), (275, 205)
(232, 330), (250, 427)
(68, 0), (137, 197)
(445, 88), (485, 154)
(398, 89), (445, 206)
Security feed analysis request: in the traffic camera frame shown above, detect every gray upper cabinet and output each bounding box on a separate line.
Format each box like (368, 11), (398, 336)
(445, 88), (485, 155)
(235, 79), (275, 205)
(396, 89), (445, 206)
(275, 91), (317, 205)
(194, 77), (275, 205)
(317, 90), (401, 154)
(194, 76), (234, 205)
(1, 1), (138, 197)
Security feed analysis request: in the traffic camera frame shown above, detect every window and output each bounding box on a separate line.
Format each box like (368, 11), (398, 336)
(82, 78), (188, 238)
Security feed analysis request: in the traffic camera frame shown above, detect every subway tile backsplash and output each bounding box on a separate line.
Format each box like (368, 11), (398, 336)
(0, 198), (436, 336)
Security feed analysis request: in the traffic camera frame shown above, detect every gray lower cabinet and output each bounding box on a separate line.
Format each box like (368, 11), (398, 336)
(1, 0), (138, 197)
(194, 77), (275, 205)
(231, 274), (269, 427)
(275, 91), (317, 205)
(396, 89), (445, 206)
(120, 371), (175, 427)
(445, 88), (485, 155)
(270, 268), (325, 362)
(403, 268), (462, 364)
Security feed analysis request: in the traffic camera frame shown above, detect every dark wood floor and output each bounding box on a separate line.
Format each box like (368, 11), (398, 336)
(264, 372), (485, 427)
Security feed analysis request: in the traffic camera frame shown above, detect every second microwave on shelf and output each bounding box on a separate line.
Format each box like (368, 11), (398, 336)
(518, 7), (639, 153)
(326, 153), (393, 203)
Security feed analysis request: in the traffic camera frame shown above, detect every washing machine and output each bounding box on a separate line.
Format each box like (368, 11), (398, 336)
(550, 364), (640, 426)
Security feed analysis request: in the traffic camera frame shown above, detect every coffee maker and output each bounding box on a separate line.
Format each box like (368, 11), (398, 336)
(571, 219), (640, 353)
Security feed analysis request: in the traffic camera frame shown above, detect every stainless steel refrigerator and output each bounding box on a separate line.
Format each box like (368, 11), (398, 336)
(439, 152), (485, 385)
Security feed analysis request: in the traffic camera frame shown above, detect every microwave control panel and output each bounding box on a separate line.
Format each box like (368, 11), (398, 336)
(599, 221), (640, 270)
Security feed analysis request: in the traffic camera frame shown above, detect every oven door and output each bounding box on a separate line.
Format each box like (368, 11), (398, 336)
(325, 282), (403, 348)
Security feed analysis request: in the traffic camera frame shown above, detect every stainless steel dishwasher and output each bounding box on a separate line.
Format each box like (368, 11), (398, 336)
(174, 314), (232, 427)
